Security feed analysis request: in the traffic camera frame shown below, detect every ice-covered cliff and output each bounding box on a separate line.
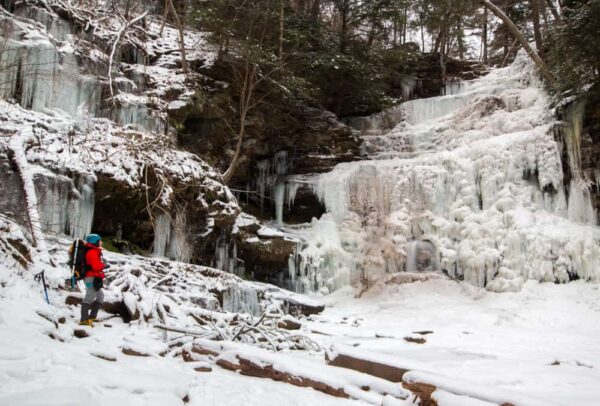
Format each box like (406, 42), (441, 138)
(0, 0), (244, 266)
(289, 51), (600, 293)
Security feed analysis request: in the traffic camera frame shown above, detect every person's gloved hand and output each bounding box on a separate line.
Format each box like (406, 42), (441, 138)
(93, 277), (103, 290)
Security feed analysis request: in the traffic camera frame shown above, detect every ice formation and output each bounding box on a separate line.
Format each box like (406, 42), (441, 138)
(254, 151), (290, 225)
(34, 173), (95, 239)
(0, 1), (235, 254)
(152, 213), (192, 263)
(214, 233), (244, 277)
(291, 51), (600, 293)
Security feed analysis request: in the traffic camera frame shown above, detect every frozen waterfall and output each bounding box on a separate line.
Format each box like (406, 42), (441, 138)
(35, 173), (95, 239)
(290, 51), (600, 293)
(152, 213), (192, 263)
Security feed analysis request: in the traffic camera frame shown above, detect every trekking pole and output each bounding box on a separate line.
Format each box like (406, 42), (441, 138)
(34, 270), (50, 305)
(71, 239), (79, 289)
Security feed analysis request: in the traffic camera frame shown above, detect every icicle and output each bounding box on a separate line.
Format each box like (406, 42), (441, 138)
(567, 179), (597, 224)
(152, 214), (171, 258)
(287, 180), (300, 210)
(222, 285), (260, 316)
(167, 212), (191, 262)
(563, 100), (585, 178)
(406, 241), (418, 272)
(274, 182), (285, 225)
(401, 76), (417, 100)
(153, 213), (191, 262)
(253, 151), (289, 221)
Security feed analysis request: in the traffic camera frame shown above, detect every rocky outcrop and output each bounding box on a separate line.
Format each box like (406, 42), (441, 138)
(412, 53), (489, 99)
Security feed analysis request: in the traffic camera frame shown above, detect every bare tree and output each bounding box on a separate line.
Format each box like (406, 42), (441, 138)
(482, 4), (488, 64)
(164, 0), (189, 74)
(478, 0), (555, 84)
(108, 10), (149, 100)
(222, 55), (283, 183)
(531, 0), (544, 57)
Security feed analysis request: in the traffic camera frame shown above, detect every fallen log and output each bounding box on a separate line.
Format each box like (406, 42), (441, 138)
(217, 356), (349, 398)
(325, 344), (426, 382)
(403, 381), (438, 406)
(211, 343), (411, 405)
(326, 345), (537, 406)
(326, 351), (409, 383)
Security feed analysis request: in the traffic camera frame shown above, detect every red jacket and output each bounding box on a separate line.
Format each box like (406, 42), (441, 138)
(85, 243), (106, 279)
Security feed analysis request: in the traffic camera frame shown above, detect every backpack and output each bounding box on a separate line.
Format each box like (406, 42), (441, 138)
(68, 239), (89, 280)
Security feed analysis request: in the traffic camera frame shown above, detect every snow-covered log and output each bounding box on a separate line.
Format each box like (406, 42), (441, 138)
(8, 129), (47, 255)
(201, 340), (412, 404)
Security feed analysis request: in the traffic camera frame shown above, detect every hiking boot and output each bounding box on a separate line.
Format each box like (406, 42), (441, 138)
(79, 319), (93, 327)
(80, 303), (91, 323)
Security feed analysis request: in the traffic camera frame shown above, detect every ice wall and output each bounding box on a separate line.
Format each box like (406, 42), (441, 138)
(0, 6), (168, 134)
(222, 284), (260, 316)
(292, 51), (600, 293)
(0, 11), (102, 118)
(34, 173), (95, 239)
(152, 213), (192, 263)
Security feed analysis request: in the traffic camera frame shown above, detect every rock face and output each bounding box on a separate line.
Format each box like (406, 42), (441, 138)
(170, 61), (362, 228)
(412, 53), (489, 99)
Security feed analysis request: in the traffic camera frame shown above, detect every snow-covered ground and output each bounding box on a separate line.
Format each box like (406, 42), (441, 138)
(0, 271), (358, 406)
(2, 251), (600, 405)
(305, 277), (600, 405)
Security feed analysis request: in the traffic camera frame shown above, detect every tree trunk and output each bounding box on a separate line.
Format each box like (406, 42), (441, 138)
(482, 5), (488, 64)
(167, 0), (189, 74)
(478, 0), (555, 84)
(419, 12), (425, 52)
(545, 0), (562, 22)
(402, 5), (408, 44)
(339, 0), (349, 53)
(531, 0), (544, 57)
(9, 130), (47, 252)
(279, 0), (284, 60)
(311, 0), (320, 21)
(457, 22), (465, 60)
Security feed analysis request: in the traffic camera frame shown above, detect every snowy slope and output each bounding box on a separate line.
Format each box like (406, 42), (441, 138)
(0, 216), (359, 406)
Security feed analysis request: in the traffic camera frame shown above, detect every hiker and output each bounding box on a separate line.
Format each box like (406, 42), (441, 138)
(80, 234), (107, 326)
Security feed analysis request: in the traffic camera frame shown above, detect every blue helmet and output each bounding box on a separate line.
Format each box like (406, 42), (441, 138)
(85, 234), (102, 246)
